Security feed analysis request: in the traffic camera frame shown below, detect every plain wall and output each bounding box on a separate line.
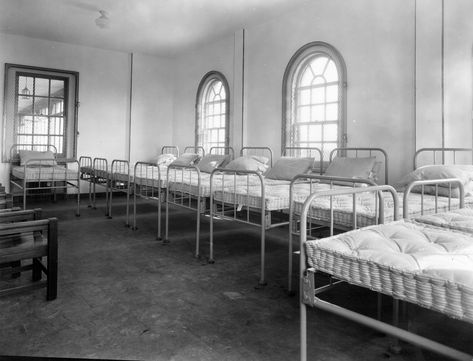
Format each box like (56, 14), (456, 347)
(173, 0), (416, 182)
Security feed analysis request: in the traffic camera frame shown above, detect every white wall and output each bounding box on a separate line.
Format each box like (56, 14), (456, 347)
(173, 0), (416, 183)
(130, 53), (174, 163)
(0, 33), (174, 192)
(172, 33), (243, 152)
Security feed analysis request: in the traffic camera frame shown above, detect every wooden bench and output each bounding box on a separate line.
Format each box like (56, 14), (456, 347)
(0, 217), (58, 300)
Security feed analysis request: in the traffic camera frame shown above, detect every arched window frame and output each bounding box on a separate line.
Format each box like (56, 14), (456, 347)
(282, 42), (347, 160)
(195, 71), (230, 153)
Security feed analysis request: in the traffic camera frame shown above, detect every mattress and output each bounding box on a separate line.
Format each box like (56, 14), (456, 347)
(168, 172), (282, 198)
(304, 220), (473, 323)
(12, 165), (78, 181)
(293, 190), (473, 229)
(212, 181), (325, 211)
(415, 208), (473, 233)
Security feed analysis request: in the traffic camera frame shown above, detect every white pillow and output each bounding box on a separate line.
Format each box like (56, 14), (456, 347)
(156, 153), (176, 167)
(265, 157), (314, 180)
(19, 150), (56, 166)
(197, 154), (230, 173)
(224, 156), (269, 173)
(395, 164), (473, 198)
(170, 153), (201, 167)
(325, 157), (377, 179)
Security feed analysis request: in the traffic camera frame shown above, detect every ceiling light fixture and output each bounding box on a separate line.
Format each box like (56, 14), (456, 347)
(95, 10), (110, 29)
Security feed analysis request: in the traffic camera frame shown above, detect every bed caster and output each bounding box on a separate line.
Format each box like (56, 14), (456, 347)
(131, 226), (138, 231)
(254, 283), (267, 290)
(75, 213), (80, 217)
(287, 290), (296, 297)
(107, 216), (113, 219)
(93, 207), (97, 210)
(156, 236), (162, 241)
(208, 259), (215, 264)
(162, 239), (170, 244)
(87, 205), (92, 208)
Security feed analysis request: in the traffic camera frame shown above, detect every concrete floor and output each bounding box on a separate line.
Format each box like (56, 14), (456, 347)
(0, 195), (472, 360)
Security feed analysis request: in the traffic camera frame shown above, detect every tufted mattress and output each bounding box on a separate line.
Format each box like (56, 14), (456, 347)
(12, 165), (78, 181)
(415, 208), (473, 234)
(305, 220), (473, 322)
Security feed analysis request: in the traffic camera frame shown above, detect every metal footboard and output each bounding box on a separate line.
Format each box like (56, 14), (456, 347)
(108, 159), (131, 226)
(209, 168), (289, 287)
(132, 161), (164, 240)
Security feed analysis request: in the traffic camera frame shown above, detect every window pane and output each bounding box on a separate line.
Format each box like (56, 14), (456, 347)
(312, 105), (324, 122)
(34, 116), (49, 134)
(50, 100), (64, 116)
(50, 79), (64, 98)
(326, 104), (338, 121)
(297, 106), (310, 123)
(18, 97), (33, 115)
(311, 86), (325, 104)
(309, 124), (322, 142)
(299, 89), (310, 105)
(324, 124), (338, 141)
(17, 135), (32, 146)
(50, 136), (63, 153)
(326, 85), (338, 102)
(310, 57), (328, 76)
(300, 67), (313, 87)
(324, 60), (339, 82)
(34, 97), (49, 116)
(34, 78), (49, 97)
(18, 117), (33, 134)
(33, 135), (48, 145)
(18, 76), (33, 98)
(49, 117), (64, 135)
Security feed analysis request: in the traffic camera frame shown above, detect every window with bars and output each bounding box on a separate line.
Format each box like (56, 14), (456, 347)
(15, 74), (67, 155)
(283, 42), (347, 161)
(3, 64), (78, 161)
(196, 72), (229, 153)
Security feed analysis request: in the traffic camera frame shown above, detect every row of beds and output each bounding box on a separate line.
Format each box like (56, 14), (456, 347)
(8, 143), (473, 359)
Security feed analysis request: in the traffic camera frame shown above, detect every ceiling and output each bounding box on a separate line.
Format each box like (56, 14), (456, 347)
(0, 0), (307, 57)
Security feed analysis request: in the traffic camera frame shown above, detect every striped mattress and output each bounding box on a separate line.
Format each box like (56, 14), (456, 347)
(304, 220), (473, 323)
(12, 165), (78, 181)
(415, 208), (473, 234)
(293, 190), (473, 229)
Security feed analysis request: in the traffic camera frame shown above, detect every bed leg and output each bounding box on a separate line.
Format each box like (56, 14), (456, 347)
(300, 301), (308, 361)
(125, 187), (130, 227)
(87, 180), (92, 208)
(164, 191), (170, 244)
(388, 299), (402, 355)
(194, 200), (200, 258)
(107, 184), (113, 219)
(156, 199), (162, 241)
(256, 215), (267, 288)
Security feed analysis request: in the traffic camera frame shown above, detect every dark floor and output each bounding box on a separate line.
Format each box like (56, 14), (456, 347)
(0, 195), (472, 360)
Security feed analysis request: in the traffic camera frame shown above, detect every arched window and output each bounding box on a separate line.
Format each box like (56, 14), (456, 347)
(196, 71), (230, 153)
(282, 42), (347, 161)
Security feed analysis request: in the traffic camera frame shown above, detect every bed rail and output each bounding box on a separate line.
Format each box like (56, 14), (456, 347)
(183, 146), (205, 157)
(414, 147), (473, 169)
(161, 145), (180, 157)
(402, 178), (465, 218)
(240, 146), (273, 167)
(91, 157), (109, 212)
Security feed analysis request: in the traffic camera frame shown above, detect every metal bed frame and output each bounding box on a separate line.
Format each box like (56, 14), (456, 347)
(131, 145), (180, 239)
(79, 156), (109, 214)
(164, 145), (235, 256)
(9, 144), (80, 215)
(208, 146), (322, 287)
(298, 185), (473, 361)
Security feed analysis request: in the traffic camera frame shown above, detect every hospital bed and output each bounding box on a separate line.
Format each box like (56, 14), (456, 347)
(298, 185), (473, 361)
(9, 144), (80, 215)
